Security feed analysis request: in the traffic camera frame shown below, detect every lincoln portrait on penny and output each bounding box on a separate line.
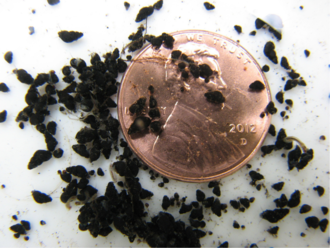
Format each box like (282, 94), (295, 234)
(151, 42), (245, 174)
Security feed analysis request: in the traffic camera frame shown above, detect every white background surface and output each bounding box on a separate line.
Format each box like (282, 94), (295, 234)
(0, 0), (329, 247)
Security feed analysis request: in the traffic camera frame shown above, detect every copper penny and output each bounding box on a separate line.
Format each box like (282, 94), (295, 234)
(118, 30), (272, 182)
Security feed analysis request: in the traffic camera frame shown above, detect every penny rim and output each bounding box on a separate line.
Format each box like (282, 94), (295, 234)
(118, 29), (272, 182)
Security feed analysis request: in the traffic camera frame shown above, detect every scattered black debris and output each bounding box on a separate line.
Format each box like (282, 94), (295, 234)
(284, 79), (298, 91)
(264, 41), (278, 64)
(4, 51), (13, 64)
(124, 1), (130, 10)
(15, 69), (34, 85)
(40, 220), (46, 225)
(135, 6), (154, 22)
(47, 0), (60, 5)
(266, 101), (277, 115)
(158, 182), (164, 188)
(275, 128), (292, 150)
(58, 31), (83, 43)
(262, 65), (270, 72)
(275, 91), (284, 104)
(261, 145), (276, 156)
(219, 241), (229, 247)
(24, 236), (29, 241)
(285, 99), (293, 107)
(0, 110), (7, 123)
(53, 148), (63, 158)
(179, 203), (193, 214)
(321, 206), (328, 215)
(250, 244), (258, 248)
(162, 195), (170, 210)
(300, 204), (312, 214)
(27, 150), (52, 169)
(319, 135), (326, 140)
(249, 170), (264, 185)
(66, 165), (88, 178)
(204, 2), (215, 10)
(280, 57), (291, 70)
(211, 198), (221, 216)
(128, 116), (151, 135)
(255, 18), (267, 29)
(129, 97), (146, 115)
(256, 184), (262, 191)
(12, 215), (18, 220)
(305, 216), (319, 229)
(239, 207), (245, 212)
(204, 91), (225, 104)
(313, 185), (325, 197)
(10, 224), (26, 235)
(249, 30), (257, 36)
(234, 25), (242, 34)
(97, 168), (104, 176)
(0, 82), (10, 92)
(287, 190), (300, 208)
(304, 49), (310, 57)
(230, 200), (240, 210)
(272, 182), (284, 191)
(288, 70), (300, 80)
(249, 80), (265, 91)
(267, 226), (279, 235)
(20, 220), (31, 231)
(46, 121), (57, 135)
(300, 232), (306, 237)
(268, 124), (276, 136)
(319, 219), (328, 232)
(274, 194), (288, 208)
(280, 111), (286, 117)
(261, 208), (290, 223)
(240, 198), (250, 209)
(233, 220), (240, 229)
(31, 190), (52, 204)
(153, 0), (163, 10)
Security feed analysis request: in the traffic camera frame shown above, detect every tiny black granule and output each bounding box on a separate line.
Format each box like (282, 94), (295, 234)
(0, 110), (7, 123)
(319, 135), (326, 140)
(280, 111), (286, 117)
(212, 185), (221, 196)
(304, 49), (310, 57)
(305, 216), (319, 228)
(240, 198), (250, 209)
(280, 56), (291, 70)
(250, 244), (258, 248)
(233, 220), (240, 229)
(300, 204), (312, 214)
(321, 206), (328, 215)
(0, 82), (10, 92)
(153, 0), (163, 10)
(128, 116), (151, 135)
(171, 50), (182, 60)
(10, 224), (26, 235)
(20, 220), (31, 231)
(148, 85), (155, 94)
(234, 25), (242, 34)
(150, 121), (162, 133)
(249, 197), (255, 203)
(239, 207), (245, 212)
(124, 1), (130, 10)
(246, 164), (252, 169)
(261, 145), (276, 156)
(262, 65), (270, 72)
(12, 215), (18, 220)
(272, 182), (284, 191)
(285, 99), (293, 107)
(288, 70), (300, 79)
(162, 33), (175, 49)
(296, 149), (313, 170)
(268, 26), (282, 40)
(45, 131), (58, 152)
(313, 185), (325, 197)
(204, 2), (215, 10)
(129, 96), (146, 115)
(249, 80), (265, 91)
(46, 121), (57, 135)
(66, 165), (88, 178)
(205, 91), (225, 104)
(268, 124), (276, 136)
(135, 6), (154, 22)
(263, 41), (278, 64)
(162, 195), (171, 210)
(256, 184), (262, 191)
(275, 128), (291, 150)
(4, 51), (13, 63)
(28, 150), (52, 170)
(284, 79), (298, 91)
(230, 200), (240, 210)
(249, 170), (264, 185)
(72, 144), (89, 158)
(40, 220), (46, 225)
(181, 71), (189, 79)
(266, 101), (277, 115)
(47, 0), (60, 5)
(179, 203), (193, 214)
(287, 145), (301, 170)
(24, 236), (29, 241)
(267, 226), (279, 235)
(196, 189), (205, 202)
(211, 198), (221, 216)
(31, 190), (52, 204)
(275, 91), (284, 104)
(58, 31), (83, 43)
(158, 182), (164, 187)
(97, 168), (104, 176)
(274, 194), (288, 208)
(287, 190), (300, 208)
(319, 219), (329, 232)
(255, 18), (267, 29)
(53, 148), (63, 158)
(219, 241), (229, 247)
(300, 232), (306, 237)
(148, 108), (160, 119)
(208, 181), (218, 188)
(190, 207), (204, 220)
(260, 208), (290, 223)
(15, 69), (34, 84)
(249, 30), (257, 36)
(59, 170), (71, 183)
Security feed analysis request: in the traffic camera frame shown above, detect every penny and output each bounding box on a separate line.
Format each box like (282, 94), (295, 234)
(118, 30), (271, 182)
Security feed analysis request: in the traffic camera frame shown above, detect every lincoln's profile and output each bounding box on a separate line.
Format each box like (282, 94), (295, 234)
(151, 42), (244, 173)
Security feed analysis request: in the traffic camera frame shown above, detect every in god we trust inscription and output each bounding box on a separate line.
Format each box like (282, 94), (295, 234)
(118, 30), (272, 182)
